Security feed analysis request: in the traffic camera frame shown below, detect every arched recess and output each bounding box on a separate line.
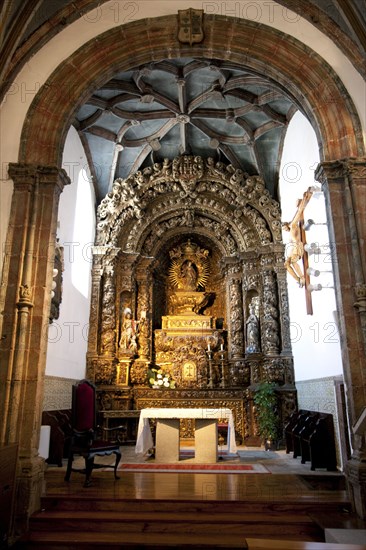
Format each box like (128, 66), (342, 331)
(87, 155), (294, 447)
(1, 13), (366, 528)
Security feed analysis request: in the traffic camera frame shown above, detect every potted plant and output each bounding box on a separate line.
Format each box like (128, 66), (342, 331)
(253, 382), (280, 450)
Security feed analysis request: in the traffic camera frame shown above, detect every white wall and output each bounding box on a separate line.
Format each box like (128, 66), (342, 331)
(45, 126), (96, 379)
(279, 111), (343, 381)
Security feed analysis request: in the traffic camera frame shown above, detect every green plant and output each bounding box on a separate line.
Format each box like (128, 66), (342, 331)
(253, 382), (280, 442)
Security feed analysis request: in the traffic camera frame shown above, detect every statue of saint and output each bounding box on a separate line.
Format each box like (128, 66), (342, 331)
(180, 260), (198, 291)
(119, 308), (138, 353)
(246, 304), (260, 353)
(283, 189), (312, 287)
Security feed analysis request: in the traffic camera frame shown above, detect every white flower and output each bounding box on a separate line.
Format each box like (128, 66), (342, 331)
(157, 373), (163, 379)
(163, 381), (170, 387)
(157, 379), (163, 385)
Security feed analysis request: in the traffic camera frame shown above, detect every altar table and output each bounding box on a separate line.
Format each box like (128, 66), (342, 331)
(135, 408), (237, 462)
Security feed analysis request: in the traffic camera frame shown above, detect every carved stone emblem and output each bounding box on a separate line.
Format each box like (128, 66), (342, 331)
(178, 9), (204, 45)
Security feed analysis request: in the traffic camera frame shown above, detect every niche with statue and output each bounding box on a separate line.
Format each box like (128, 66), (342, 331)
(86, 155), (297, 443)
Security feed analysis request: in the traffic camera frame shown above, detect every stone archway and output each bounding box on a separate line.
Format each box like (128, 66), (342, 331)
(1, 14), (365, 530)
(19, 16), (363, 165)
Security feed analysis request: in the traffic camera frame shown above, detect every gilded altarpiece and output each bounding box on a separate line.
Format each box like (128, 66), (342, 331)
(86, 156), (297, 442)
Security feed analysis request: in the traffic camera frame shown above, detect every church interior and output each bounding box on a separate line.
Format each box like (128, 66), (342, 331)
(0, 1), (366, 548)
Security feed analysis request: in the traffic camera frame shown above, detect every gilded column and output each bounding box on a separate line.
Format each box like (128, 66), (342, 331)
(261, 269), (280, 355)
(227, 267), (244, 359)
(276, 264), (292, 356)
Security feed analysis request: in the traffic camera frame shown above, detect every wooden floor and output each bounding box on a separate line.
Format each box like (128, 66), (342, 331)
(14, 455), (366, 550)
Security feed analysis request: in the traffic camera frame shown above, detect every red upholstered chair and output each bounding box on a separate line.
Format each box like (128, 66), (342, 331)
(64, 379), (123, 487)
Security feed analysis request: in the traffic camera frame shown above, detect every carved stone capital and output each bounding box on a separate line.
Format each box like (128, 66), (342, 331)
(315, 157), (366, 186)
(354, 284), (366, 312)
(8, 162), (70, 192)
(17, 284), (33, 308)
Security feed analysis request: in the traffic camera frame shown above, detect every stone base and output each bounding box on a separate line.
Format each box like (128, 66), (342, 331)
(155, 419), (180, 462)
(325, 528), (366, 545)
(195, 419), (218, 463)
(12, 455), (45, 540)
(346, 457), (366, 519)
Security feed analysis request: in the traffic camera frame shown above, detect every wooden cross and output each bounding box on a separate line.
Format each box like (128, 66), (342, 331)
(283, 188), (314, 315)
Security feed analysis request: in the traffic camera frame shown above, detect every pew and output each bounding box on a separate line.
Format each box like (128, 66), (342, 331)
(41, 409), (72, 466)
(299, 413), (321, 465)
(308, 414), (337, 471)
(285, 409), (337, 471)
(285, 409), (306, 453)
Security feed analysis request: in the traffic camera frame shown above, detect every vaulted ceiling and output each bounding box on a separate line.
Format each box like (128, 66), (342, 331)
(1, 0), (365, 203)
(73, 59), (296, 200)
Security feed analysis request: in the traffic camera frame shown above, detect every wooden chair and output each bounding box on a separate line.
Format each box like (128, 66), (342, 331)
(64, 379), (124, 487)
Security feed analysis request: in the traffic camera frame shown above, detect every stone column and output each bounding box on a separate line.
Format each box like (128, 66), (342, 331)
(0, 163), (69, 535)
(316, 158), (366, 519)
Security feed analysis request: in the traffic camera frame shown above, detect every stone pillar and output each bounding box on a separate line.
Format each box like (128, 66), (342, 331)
(0, 163), (69, 535)
(316, 158), (366, 519)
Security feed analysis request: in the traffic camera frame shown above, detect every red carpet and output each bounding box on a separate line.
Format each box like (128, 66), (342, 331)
(119, 463), (270, 473)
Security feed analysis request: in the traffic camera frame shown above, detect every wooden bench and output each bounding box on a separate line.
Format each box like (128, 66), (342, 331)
(284, 409), (337, 471)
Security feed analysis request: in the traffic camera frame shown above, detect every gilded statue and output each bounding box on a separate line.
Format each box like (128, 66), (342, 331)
(119, 308), (138, 354)
(180, 260), (198, 290)
(169, 240), (209, 291)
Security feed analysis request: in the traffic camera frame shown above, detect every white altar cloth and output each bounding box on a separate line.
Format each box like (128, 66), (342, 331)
(135, 407), (237, 455)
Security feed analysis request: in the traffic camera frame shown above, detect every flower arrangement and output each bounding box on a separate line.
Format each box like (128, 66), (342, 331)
(148, 367), (176, 389)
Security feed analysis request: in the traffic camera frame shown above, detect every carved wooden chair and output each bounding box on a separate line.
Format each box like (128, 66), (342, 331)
(64, 379), (124, 487)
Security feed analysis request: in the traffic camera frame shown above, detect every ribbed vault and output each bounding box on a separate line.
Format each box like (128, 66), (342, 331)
(19, 14), (364, 205)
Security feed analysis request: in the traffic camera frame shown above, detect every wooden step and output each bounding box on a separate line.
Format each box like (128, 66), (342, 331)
(28, 509), (323, 539)
(15, 530), (248, 549)
(40, 495), (351, 515)
(18, 471), (355, 550)
(23, 504), (326, 549)
(15, 529), (324, 549)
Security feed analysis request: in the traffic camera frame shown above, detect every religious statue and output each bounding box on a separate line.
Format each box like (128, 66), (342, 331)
(180, 260), (198, 290)
(246, 303), (260, 353)
(119, 308), (138, 353)
(169, 240), (209, 291)
(282, 188), (313, 287)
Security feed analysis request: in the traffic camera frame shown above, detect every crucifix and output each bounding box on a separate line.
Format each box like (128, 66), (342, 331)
(282, 188), (314, 315)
